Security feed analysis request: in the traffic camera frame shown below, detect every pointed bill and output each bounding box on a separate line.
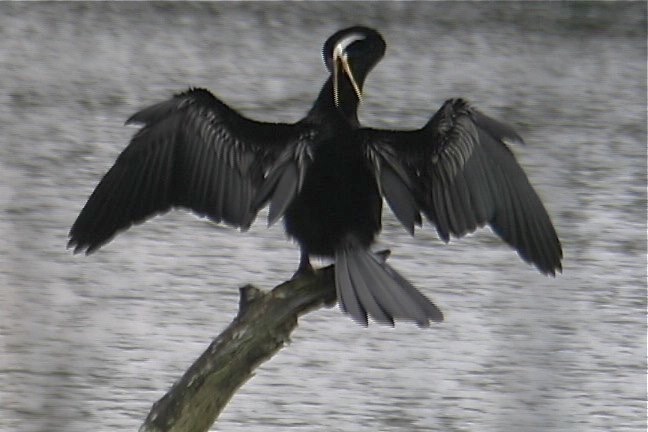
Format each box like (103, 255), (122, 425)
(332, 34), (365, 107)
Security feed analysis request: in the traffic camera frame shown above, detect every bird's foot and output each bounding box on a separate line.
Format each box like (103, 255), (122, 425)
(291, 261), (315, 280)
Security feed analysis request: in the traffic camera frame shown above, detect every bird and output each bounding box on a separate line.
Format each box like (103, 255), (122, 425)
(69, 26), (562, 327)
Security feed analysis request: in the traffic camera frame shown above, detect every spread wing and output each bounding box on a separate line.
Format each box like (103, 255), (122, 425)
(69, 88), (314, 254)
(362, 98), (563, 275)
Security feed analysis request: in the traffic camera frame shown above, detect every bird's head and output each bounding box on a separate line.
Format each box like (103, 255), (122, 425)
(323, 26), (386, 108)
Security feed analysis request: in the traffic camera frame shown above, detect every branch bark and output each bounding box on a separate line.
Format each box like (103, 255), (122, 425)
(138, 264), (337, 432)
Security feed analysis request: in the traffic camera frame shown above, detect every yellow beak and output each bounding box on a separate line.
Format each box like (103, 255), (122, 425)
(333, 44), (363, 107)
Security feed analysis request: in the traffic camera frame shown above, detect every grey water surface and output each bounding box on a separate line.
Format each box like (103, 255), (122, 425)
(0, 2), (646, 432)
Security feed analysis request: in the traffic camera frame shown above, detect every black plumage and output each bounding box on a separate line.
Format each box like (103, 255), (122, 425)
(357, 98), (562, 276)
(69, 26), (562, 327)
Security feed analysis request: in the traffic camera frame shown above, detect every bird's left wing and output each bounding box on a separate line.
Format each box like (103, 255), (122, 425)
(69, 88), (314, 254)
(361, 98), (562, 275)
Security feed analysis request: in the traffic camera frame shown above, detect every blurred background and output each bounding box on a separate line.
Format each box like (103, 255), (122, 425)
(0, 2), (645, 432)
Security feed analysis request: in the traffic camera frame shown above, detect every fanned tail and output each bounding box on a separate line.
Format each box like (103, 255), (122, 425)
(334, 244), (443, 327)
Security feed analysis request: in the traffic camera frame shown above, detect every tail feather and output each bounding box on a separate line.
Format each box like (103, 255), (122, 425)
(382, 263), (446, 320)
(335, 246), (444, 326)
(335, 253), (368, 326)
(344, 251), (394, 326)
(348, 250), (422, 324)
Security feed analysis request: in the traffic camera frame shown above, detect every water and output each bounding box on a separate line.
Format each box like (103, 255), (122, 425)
(1, 3), (645, 432)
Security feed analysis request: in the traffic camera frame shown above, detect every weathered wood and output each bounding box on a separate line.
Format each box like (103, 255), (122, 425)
(138, 265), (337, 432)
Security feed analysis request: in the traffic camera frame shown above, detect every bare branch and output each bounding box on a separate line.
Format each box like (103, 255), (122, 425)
(139, 265), (336, 432)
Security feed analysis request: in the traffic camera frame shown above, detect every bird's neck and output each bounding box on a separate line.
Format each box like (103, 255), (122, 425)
(308, 78), (361, 128)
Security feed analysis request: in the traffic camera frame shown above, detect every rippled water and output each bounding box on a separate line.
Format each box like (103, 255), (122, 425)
(1, 3), (646, 432)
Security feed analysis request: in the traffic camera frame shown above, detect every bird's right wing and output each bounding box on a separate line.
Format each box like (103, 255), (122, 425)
(68, 88), (314, 254)
(362, 98), (562, 275)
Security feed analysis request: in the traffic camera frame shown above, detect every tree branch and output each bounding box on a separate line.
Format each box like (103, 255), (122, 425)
(138, 264), (337, 432)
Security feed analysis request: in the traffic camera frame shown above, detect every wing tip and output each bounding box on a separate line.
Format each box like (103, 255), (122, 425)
(67, 237), (97, 256)
(540, 260), (563, 277)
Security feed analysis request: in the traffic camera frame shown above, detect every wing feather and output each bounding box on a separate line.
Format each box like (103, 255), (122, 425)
(359, 98), (562, 275)
(267, 161), (300, 226)
(379, 164), (421, 235)
(69, 88), (312, 254)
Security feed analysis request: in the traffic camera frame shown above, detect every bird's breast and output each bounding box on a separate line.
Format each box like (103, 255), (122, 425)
(283, 140), (382, 257)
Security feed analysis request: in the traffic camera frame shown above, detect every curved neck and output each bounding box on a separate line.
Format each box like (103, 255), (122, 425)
(307, 76), (361, 128)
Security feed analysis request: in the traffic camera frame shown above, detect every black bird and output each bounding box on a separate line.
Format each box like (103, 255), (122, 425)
(69, 27), (444, 325)
(69, 26), (563, 327)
